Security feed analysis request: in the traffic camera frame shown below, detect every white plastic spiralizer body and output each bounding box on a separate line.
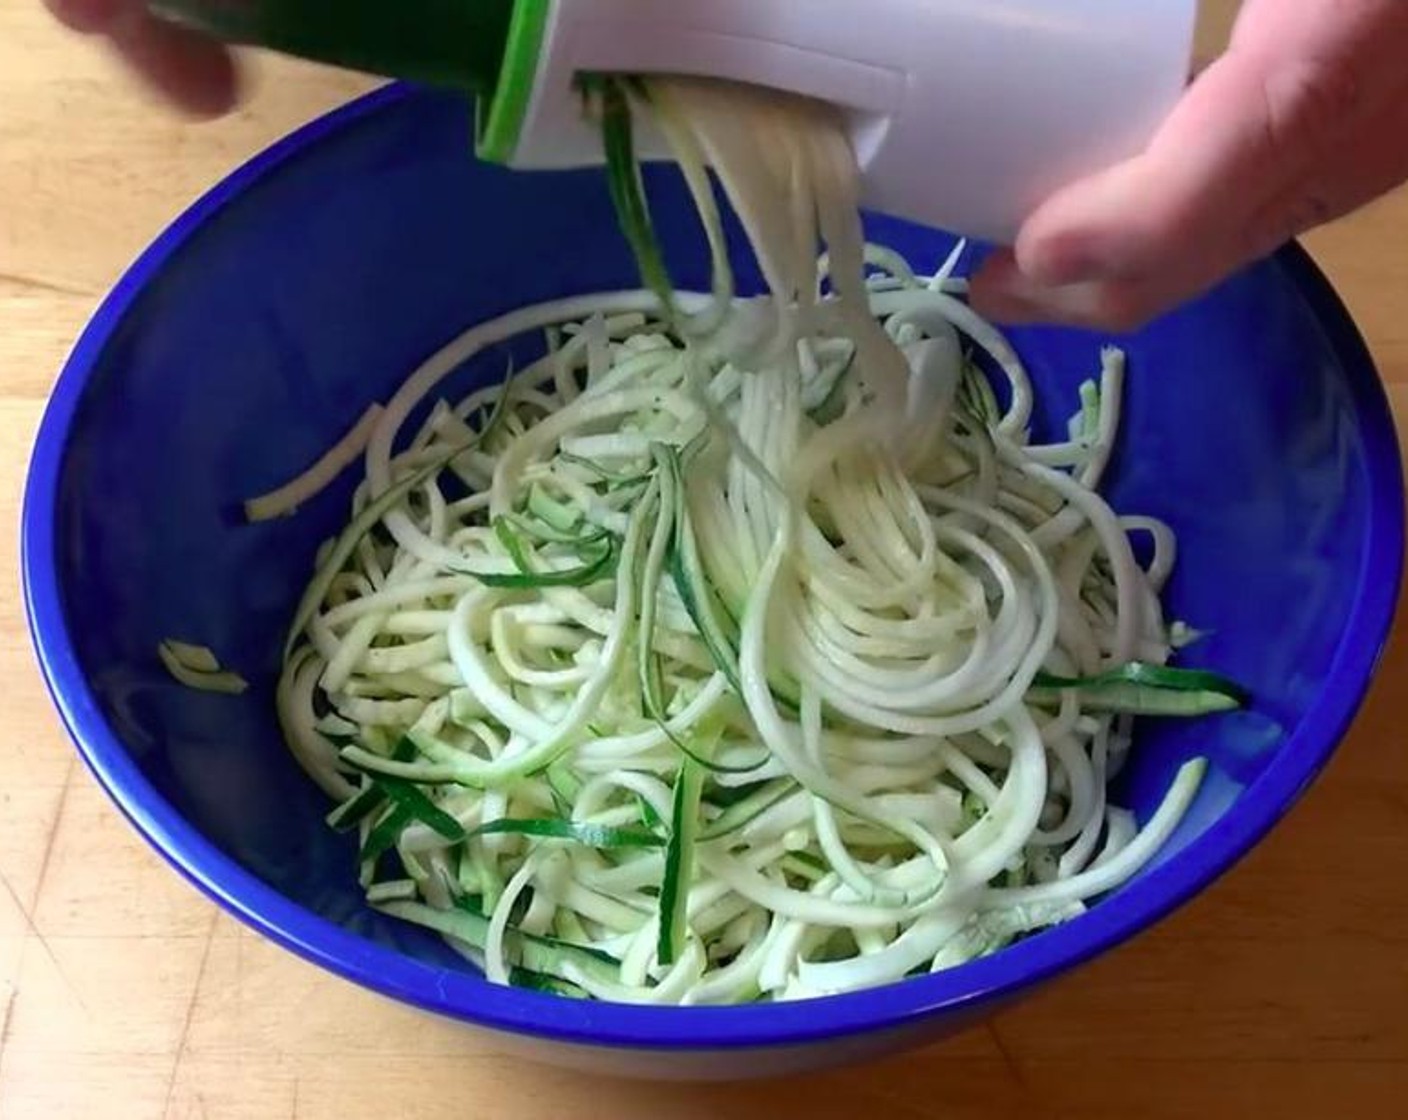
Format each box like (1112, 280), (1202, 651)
(477, 0), (1197, 243)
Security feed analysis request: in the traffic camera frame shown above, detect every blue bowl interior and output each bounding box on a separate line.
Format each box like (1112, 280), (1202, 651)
(28, 86), (1403, 1050)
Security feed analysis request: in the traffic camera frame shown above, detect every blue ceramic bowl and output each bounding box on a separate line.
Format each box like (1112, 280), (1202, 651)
(22, 85), (1405, 1078)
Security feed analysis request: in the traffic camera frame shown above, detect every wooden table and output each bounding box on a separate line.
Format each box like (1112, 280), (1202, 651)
(2, 4), (1405, 1117)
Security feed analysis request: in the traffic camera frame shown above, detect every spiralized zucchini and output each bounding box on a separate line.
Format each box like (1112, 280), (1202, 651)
(269, 77), (1238, 1003)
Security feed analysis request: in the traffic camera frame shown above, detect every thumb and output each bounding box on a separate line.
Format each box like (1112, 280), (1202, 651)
(971, 35), (1360, 329)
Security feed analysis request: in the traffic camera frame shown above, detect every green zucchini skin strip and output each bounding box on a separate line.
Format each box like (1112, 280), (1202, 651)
(465, 816), (662, 850)
(360, 805), (414, 864)
(376, 779), (465, 842)
(643, 447), (767, 777)
(1031, 662), (1249, 715)
(596, 77), (675, 314)
(326, 785), (384, 832)
(661, 445), (745, 699)
(698, 779), (798, 842)
(1027, 686), (1242, 717)
(466, 522), (619, 589)
(509, 967), (589, 999)
(638, 446), (676, 729)
(658, 757), (704, 966)
(375, 898), (622, 988)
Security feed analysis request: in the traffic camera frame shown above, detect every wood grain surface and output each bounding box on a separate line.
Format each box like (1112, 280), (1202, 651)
(2, 3), (1405, 1117)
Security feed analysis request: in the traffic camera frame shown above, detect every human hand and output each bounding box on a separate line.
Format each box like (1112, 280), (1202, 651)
(45, 0), (239, 117)
(970, 0), (1408, 332)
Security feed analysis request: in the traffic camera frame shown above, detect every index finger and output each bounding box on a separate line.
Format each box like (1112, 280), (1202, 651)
(47, 0), (240, 118)
(45, 0), (130, 34)
(1010, 0), (1406, 295)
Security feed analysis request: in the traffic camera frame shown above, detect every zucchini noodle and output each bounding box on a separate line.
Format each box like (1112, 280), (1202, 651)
(269, 78), (1240, 1003)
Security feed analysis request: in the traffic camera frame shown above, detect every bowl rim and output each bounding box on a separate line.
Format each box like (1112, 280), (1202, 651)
(22, 81), (1407, 1053)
